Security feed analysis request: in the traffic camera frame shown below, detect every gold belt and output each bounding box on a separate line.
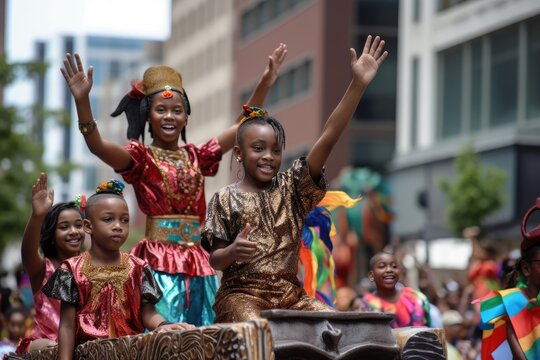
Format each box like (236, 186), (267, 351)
(145, 215), (201, 247)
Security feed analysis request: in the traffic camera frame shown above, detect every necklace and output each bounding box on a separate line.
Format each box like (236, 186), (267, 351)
(149, 145), (204, 213)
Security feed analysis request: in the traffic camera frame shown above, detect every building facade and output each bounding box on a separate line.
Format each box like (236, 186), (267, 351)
(391, 0), (540, 243)
(166, 0), (236, 198)
(233, 0), (398, 181)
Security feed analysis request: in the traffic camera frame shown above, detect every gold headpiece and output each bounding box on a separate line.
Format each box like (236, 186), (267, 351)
(143, 65), (183, 95)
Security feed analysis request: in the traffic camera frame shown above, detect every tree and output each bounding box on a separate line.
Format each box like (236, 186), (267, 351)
(439, 145), (506, 236)
(0, 55), (47, 250)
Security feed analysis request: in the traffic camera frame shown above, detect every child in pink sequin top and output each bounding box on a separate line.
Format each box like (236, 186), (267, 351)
(16, 173), (85, 354)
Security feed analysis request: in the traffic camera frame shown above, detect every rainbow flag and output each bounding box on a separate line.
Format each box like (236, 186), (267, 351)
(478, 288), (540, 359)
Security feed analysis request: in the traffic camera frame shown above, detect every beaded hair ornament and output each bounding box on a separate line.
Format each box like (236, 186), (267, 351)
(95, 179), (125, 196)
(239, 104), (268, 126)
(110, 65), (191, 143)
(74, 194), (87, 212)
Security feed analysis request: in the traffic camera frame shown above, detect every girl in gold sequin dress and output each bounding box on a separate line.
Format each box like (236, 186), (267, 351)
(43, 181), (195, 360)
(202, 35), (388, 323)
(59, 45), (287, 326)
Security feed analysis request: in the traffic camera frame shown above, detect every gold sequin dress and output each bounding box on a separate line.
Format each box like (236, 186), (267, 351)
(202, 158), (334, 322)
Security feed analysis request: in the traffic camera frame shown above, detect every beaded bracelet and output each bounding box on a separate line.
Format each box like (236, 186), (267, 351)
(78, 119), (97, 136)
(158, 320), (172, 327)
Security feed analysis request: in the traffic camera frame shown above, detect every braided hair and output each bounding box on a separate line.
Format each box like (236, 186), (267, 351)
(236, 105), (286, 150)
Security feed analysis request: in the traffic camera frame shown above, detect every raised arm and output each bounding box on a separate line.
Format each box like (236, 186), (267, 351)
(61, 53), (133, 171)
(21, 173), (52, 294)
(216, 44), (288, 153)
(306, 35), (387, 182)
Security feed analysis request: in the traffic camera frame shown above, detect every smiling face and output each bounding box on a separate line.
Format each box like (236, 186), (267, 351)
(85, 195), (130, 253)
(54, 208), (84, 259)
(234, 122), (283, 191)
(369, 253), (400, 292)
(148, 91), (188, 150)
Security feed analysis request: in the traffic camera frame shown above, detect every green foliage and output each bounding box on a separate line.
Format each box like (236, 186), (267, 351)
(439, 145), (506, 236)
(0, 57), (47, 250)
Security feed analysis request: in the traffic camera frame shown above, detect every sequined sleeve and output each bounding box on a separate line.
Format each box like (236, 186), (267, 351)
(196, 137), (222, 176)
(141, 265), (163, 305)
(116, 140), (147, 183)
(290, 157), (327, 216)
(201, 189), (231, 252)
(41, 267), (79, 304)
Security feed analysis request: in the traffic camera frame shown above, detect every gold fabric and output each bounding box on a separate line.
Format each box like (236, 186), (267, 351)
(80, 252), (131, 311)
(145, 215), (201, 246)
(202, 158), (335, 322)
(143, 65), (183, 94)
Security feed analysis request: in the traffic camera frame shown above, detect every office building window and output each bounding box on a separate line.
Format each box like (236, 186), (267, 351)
(412, 0), (421, 23)
(527, 16), (540, 121)
(490, 25), (518, 127)
(411, 58), (419, 148)
(437, 0), (473, 12)
(437, 16), (540, 139)
(241, 59), (312, 107)
(241, 0), (312, 39)
(356, 0), (399, 27)
(439, 45), (463, 138)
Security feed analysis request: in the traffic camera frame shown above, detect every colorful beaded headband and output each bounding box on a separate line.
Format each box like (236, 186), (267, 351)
(74, 194), (87, 212)
(239, 104), (268, 126)
(96, 179), (125, 196)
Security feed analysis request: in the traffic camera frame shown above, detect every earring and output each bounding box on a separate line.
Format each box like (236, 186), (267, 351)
(236, 166), (244, 180)
(236, 157), (241, 163)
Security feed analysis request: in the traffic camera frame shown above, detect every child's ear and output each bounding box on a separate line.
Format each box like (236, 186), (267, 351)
(368, 271), (374, 282)
(233, 145), (242, 163)
(83, 218), (93, 235)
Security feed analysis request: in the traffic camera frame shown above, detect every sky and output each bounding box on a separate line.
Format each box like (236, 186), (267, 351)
(4, 0), (170, 105)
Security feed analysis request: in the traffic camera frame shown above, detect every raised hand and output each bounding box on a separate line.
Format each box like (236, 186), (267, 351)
(351, 35), (388, 87)
(31, 172), (54, 218)
(60, 53), (94, 101)
(232, 223), (257, 264)
(260, 43), (288, 87)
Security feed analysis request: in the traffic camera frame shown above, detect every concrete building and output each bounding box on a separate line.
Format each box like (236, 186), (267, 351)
(391, 0), (540, 243)
(233, 0), (398, 181)
(166, 0), (236, 198)
(166, 0), (399, 193)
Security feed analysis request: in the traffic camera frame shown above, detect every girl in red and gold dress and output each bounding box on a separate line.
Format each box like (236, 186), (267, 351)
(59, 44), (287, 325)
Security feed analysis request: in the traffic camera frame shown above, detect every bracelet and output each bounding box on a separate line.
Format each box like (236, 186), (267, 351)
(78, 119), (97, 136)
(158, 320), (172, 327)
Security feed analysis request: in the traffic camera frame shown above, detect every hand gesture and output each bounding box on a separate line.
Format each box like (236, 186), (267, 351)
(31, 172), (54, 218)
(231, 223), (257, 264)
(260, 43), (288, 88)
(60, 53), (94, 101)
(351, 35), (388, 87)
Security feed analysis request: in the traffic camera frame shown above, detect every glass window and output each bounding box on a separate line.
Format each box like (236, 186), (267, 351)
(489, 25), (518, 127)
(439, 45), (463, 138)
(412, 0), (421, 23)
(356, 0), (399, 27)
(470, 39), (483, 131)
(526, 16), (540, 121)
(355, 36), (397, 121)
(411, 58), (419, 148)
